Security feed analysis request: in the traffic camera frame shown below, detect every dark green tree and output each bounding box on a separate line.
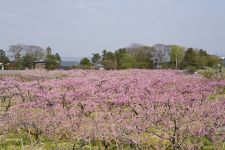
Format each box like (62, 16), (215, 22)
(14, 52), (23, 70)
(102, 50), (107, 58)
(114, 48), (127, 69)
(45, 47), (61, 70)
(80, 57), (92, 69)
(45, 55), (60, 70)
(127, 45), (154, 68)
(101, 51), (115, 70)
(0, 49), (9, 64)
(46, 47), (52, 56)
(55, 53), (61, 62)
(120, 53), (137, 69)
(198, 49), (209, 68)
(22, 53), (36, 69)
(199, 49), (208, 57)
(182, 48), (199, 67)
(92, 53), (101, 64)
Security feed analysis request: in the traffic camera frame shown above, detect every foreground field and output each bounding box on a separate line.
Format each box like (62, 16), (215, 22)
(0, 70), (224, 150)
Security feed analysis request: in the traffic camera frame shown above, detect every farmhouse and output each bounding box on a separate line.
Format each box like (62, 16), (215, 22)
(60, 57), (81, 69)
(93, 63), (104, 70)
(34, 60), (46, 69)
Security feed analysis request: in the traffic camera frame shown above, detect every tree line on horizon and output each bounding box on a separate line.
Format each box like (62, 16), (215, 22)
(0, 44), (61, 70)
(0, 43), (223, 72)
(81, 44), (222, 73)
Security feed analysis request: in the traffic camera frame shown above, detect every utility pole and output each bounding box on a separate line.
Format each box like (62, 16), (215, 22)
(224, 57), (225, 68)
(114, 54), (117, 70)
(222, 57), (225, 68)
(176, 55), (178, 70)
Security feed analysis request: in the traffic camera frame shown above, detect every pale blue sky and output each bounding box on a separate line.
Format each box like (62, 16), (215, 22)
(0, 0), (225, 57)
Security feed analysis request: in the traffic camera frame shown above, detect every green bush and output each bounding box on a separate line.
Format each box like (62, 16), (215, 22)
(186, 66), (197, 74)
(198, 67), (225, 79)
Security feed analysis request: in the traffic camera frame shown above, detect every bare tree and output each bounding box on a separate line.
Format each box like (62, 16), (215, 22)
(8, 44), (45, 61)
(8, 44), (23, 61)
(153, 44), (171, 64)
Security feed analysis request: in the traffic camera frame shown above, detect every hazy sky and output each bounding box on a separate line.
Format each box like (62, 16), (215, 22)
(0, 0), (225, 57)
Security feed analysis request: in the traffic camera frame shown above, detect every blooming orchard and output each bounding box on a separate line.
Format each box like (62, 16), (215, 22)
(0, 70), (224, 149)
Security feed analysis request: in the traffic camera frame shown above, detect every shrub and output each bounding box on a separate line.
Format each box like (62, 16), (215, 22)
(198, 67), (225, 79)
(186, 66), (197, 74)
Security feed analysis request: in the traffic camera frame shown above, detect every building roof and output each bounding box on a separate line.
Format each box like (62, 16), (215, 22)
(61, 61), (79, 67)
(93, 63), (104, 67)
(35, 60), (46, 63)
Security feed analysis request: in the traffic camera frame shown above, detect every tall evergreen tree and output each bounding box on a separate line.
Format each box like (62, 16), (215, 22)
(45, 47), (61, 70)
(92, 53), (101, 64)
(101, 51), (115, 70)
(182, 48), (198, 67)
(0, 49), (9, 64)
(55, 53), (61, 62)
(22, 53), (36, 69)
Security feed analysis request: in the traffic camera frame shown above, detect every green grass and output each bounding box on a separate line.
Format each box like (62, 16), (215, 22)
(1, 131), (223, 150)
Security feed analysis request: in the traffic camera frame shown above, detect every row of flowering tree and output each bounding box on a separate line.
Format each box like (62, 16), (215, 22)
(0, 69), (224, 149)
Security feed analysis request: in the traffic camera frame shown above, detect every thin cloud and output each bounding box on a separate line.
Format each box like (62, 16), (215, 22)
(0, 13), (13, 20)
(0, 0), (224, 56)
